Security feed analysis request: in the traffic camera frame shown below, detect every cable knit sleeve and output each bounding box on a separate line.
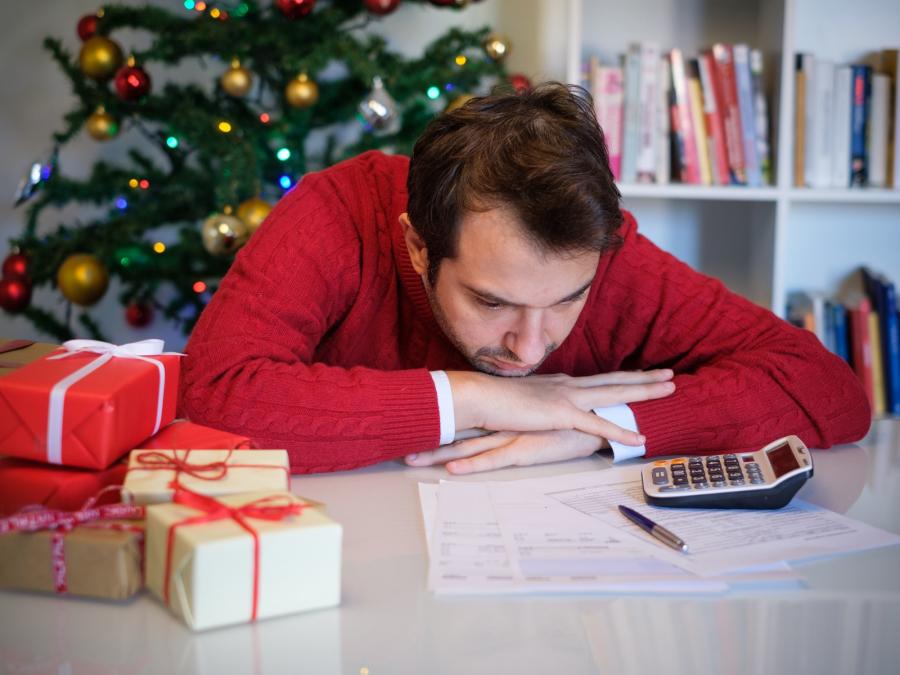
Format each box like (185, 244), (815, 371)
(594, 211), (871, 456)
(179, 167), (441, 473)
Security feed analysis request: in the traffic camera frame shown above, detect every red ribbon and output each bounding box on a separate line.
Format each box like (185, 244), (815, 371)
(0, 486), (145, 594)
(129, 448), (289, 490)
(163, 486), (308, 621)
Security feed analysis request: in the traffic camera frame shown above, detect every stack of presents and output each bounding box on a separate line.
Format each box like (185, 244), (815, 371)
(0, 338), (341, 630)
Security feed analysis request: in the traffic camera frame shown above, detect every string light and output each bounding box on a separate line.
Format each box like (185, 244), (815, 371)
(193, 281), (207, 293)
(195, 1), (207, 11)
(455, 55), (467, 66)
(235, 3), (250, 16)
(139, 179), (150, 189)
(279, 175), (292, 189)
(153, 242), (166, 254)
(166, 136), (179, 148)
(426, 86), (440, 100)
(276, 148), (291, 161)
(115, 197), (128, 209)
(120, 256), (131, 267)
(217, 121), (232, 133)
(259, 112), (271, 124)
(183, 0), (195, 9)
(128, 178), (139, 188)
(209, 7), (221, 18)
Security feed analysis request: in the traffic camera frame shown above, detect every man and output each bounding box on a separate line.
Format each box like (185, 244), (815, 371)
(181, 83), (870, 474)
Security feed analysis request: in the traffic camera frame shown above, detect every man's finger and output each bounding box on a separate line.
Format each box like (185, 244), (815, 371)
(573, 408), (644, 445)
(447, 443), (519, 474)
(405, 432), (514, 466)
(581, 380), (676, 407)
(568, 369), (674, 387)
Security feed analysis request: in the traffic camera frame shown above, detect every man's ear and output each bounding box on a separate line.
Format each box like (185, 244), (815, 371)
(400, 213), (429, 277)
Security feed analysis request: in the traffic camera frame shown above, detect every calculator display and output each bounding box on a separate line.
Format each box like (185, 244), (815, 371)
(767, 442), (800, 477)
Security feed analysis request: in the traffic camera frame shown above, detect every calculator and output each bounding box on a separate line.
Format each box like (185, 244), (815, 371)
(641, 435), (813, 509)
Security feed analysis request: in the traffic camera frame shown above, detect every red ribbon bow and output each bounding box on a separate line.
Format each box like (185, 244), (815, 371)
(131, 448), (289, 490)
(163, 486), (308, 621)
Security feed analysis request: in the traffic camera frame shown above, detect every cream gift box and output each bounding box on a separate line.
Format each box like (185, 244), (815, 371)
(145, 488), (341, 631)
(124, 449), (291, 505)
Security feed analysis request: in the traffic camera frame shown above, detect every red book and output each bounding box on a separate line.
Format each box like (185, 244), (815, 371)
(698, 51), (731, 185)
(711, 43), (747, 185)
(668, 49), (701, 184)
(849, 297), (875, 410)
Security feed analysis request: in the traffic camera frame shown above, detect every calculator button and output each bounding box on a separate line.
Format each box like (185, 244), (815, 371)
(729, 479), (745, 486)
(651, 467), (669, 485)
(708, 473), (724, 482)
(750, 477), (765, 484)
(659, 485), (692, 492)
(692, 482), (710, 489)
(710, 480), (726, 487)
(673, 476), (689, 486)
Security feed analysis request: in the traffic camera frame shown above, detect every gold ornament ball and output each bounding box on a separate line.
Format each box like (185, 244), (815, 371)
(85, 107), (118, 141)
(57, 253), (109, 306)
(202, 213), (249, 256)
(221, 60), (253, 97)
(79, 35), (124, 80)
(446, 93), (475, 112)
(236, 197), (273, 234)
(483, 33), (511, 62)
(285, 73), (319, 109)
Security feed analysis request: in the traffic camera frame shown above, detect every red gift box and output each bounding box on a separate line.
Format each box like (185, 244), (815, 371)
(139, 419), (254, 451)
(0, 458), (128, 517)
(0, 339), (180, 470)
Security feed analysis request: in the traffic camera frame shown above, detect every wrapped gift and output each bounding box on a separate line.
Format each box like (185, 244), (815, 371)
(0, 339), (181, 470)
(124, 449), (290, 505)
(0, 498), (145, 600)
(146, 488), (342, 631)
(0, 338), (60, 377)
(139, 419), (254, 451)
(0, 456), (127, 517)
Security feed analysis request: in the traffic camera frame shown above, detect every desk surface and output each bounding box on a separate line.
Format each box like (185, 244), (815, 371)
(2, 420), (899, 675)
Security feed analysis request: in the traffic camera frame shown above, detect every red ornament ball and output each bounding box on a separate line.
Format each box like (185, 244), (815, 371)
(77, 14), (99, 41)
(2, 252), (29, 281)
(275, 0), (315, 19)
(125, 301), (154, 328)
(364, 0), (400, 14)
(508, 73), (532, 94)
(114, 64), (152, 102)
(0, 278), (31, 313)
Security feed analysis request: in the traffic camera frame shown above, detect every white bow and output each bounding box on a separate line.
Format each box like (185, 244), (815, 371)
(44, 339), (182, 465)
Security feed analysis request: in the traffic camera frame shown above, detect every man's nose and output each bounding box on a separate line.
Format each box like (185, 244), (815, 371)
(506, 310), (547, 365)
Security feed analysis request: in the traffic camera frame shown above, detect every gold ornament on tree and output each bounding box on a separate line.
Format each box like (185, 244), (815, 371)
(285, 73), (319, 108)
(57, 253), (109, 306)
(85, 106), (118, 141)
(202, 209), (249, 256)
(220, 58), (253, 97)
(482, 33), (510, 62)
(78, 35), (124, 80)
(236, 197), (272, 234)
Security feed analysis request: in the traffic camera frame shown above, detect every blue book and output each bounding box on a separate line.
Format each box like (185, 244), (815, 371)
(881, 282), (900, 415)
(733, 45), (762, 186)
(849, 65), (871, 186)
(832, 303), (850, 363)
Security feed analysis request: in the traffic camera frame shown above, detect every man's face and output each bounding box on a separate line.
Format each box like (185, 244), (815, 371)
(404, 206), (600, 377)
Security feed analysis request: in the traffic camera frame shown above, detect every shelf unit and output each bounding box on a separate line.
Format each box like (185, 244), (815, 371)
(561, 0), (900, 315)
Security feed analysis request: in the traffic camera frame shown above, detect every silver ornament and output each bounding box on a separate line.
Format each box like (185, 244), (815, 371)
(358, 76), (399, 134)
(14, 148), (57, 206)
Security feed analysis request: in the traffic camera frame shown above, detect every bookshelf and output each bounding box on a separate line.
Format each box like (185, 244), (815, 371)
(559, 0), (900, 316)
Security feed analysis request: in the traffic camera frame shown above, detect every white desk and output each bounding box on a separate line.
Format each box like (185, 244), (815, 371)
(2, 420), (899, 675)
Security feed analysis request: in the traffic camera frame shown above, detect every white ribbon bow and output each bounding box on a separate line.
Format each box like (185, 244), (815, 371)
(45, 339), (182, 465)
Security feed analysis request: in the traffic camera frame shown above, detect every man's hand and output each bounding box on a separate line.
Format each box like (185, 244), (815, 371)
(447, 369), (675, 447)
(405, 429), (604, 474)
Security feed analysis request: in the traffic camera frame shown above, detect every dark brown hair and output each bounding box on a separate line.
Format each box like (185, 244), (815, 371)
(407, 82), (622, 284)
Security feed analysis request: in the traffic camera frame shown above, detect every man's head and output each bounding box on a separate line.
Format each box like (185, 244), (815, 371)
(403, 83), (622, 376)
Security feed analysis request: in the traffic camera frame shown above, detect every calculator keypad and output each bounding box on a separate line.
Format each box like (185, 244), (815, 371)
(651, 455), (765, 491)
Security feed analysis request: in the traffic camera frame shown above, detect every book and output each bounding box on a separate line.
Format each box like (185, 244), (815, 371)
(850, 65), (872, 186)
(698, 51), (730, 185)
(832, 302), (850, 363)
(794, 53), (814, 187)
(621, 44), (642, 183)
(733, 44), (762, 186)
(869, 312), (887, 416)
(868, 73), (890, 187)
(810, 60), (836, 188)
(656, 56), (672, 185)
(849, 296), (875, 411)
(591, 59), (624, 181)
(750, 49), (772, 185)
(883, 281), (900, 415)
(832, 66), (853, 188)
(636, 43), (661, 183)
(880, 50), (899, 188)
(711, 44), (746, 184)
(668, 48), (700, 184)
(687, 59), (713, 185)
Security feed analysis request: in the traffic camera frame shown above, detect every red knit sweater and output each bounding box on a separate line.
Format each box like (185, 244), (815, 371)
(181, 151), (871, 473)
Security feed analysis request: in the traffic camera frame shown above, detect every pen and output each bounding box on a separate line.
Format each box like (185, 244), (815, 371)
(617, 504), (689, 554)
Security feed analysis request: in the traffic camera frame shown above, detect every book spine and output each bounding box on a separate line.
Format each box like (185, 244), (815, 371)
(687, 60), (713, 185)
(870, 312), (887, 416)
(794, 54), (808, 187)
(750, 49), (772, 185)
(850, 65), (872, 186)
(833, 303), (850, 363)
(669, 48), (700, 184)
(712, 44), (746, 184)
(850, 298), (875, 410)
(594, 65), (624, 181)
(636, 43), (661, 183)
(733, 45), (761, 186)
(882, 281), (900, 414)
(802, 54), (817, 187)
(886, 50), (900, 188)
(656, 56), (672, 185)
(832, 66), (853, 188)
(868, 73), (890, 187)
(621, 45), (642, 183)
(810, 60), (836, 188)
(698, 52), (730, 185)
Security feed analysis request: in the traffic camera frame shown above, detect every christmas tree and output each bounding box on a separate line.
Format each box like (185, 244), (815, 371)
(1, 0), (515, 342)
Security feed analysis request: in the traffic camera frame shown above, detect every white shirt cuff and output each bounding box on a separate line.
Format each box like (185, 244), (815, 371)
(430, 370), (456, 446)
(592, 404), (645, 462)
